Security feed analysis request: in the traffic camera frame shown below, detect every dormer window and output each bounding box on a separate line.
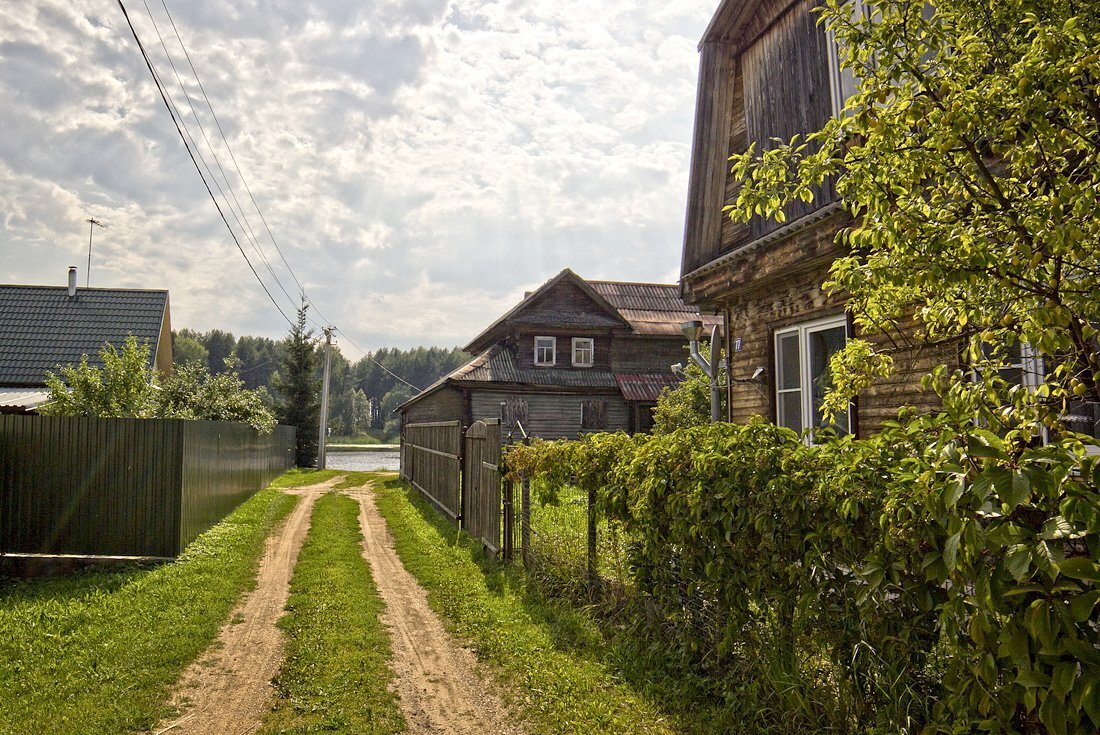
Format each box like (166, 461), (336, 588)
(572, 338), (594, 368)
(534, 336), (556, 366)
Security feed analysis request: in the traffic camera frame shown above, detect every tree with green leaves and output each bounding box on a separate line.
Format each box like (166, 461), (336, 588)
(726, 0), (1100, 432)
(721, 2), (1100, 731)
(43, 336), (156, 418)
(273, 304), (320, 466)
(651, 354), (723, 434)
(42, 335), (276, 432)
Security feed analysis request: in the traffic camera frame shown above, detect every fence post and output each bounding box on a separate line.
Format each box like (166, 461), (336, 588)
(521, 474), (531, 568)
(587, 483), (598, 596)
(502, 477), (514, 562)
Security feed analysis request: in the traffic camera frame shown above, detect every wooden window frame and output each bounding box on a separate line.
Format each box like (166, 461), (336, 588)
(534, 336), (556, 367)
(774, 314), (850, 442)
(571, 337), (594, 368)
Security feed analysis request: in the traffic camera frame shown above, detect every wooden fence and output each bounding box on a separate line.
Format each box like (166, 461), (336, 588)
(400, 419), (511, 559)
(0, 415), (295, 558)
(401, 421), (462, 521)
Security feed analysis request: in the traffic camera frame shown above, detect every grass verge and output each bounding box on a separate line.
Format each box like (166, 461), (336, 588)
(372, 475), (688, 735)
(0, 487), (297, 735)
(261, 491), (405, 735)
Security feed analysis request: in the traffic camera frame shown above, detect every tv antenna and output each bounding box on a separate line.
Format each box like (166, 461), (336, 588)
(84, 217), (107, 287)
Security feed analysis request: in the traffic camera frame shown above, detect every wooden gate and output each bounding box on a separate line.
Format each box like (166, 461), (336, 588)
(462, 419), (503, 555)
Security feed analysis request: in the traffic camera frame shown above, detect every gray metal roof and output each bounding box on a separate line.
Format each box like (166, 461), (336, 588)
(0, 285), (169, 386)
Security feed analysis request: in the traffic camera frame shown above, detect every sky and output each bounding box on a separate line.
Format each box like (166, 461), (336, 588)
(0, 0), (715, 359)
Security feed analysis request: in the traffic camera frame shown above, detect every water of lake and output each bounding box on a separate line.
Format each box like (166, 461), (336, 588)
(325, 450), (400, 472)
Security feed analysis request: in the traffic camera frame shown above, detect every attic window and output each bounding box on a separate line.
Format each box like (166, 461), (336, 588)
(534, 336), (556, 366)
(572, 338), (594, 367)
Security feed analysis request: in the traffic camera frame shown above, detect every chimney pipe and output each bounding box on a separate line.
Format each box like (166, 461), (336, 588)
(67, 266), (77, 298)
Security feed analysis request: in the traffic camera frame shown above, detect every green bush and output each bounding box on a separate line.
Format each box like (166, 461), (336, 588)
(507, 412), (1100, 734)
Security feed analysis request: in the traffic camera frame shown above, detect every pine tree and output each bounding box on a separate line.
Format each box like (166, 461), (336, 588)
(273, 304), (320, 466)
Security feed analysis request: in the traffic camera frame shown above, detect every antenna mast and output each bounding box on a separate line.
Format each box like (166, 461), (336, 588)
(84, 217), (108, 287)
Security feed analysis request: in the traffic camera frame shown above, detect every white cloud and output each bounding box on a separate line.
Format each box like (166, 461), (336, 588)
(0, 0), (715, 358)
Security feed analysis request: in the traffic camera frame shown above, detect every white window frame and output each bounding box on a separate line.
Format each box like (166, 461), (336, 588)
(534, 336), (556, 367)
(826, 0), (868, 115)
(774, 314), (850, 441)
(571, 337), (594, 368)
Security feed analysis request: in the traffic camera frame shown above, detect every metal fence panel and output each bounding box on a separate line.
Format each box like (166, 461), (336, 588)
(179, 421), (295, 551)
(0, 415), (294, 557)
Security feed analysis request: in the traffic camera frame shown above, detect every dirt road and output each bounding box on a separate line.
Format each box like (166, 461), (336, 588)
(346, 483), (526, 735)
(151, 477), (337, 735)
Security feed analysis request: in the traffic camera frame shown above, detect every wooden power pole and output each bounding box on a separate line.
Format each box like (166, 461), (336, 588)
(317, 327), (335, 469)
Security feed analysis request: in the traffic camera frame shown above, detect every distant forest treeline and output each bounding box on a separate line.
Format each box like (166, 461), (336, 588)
(172, 329), (466, 439)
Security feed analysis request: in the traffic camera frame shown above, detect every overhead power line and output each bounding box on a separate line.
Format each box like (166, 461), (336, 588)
(115, 0), (293, 327)
(116, 0), (423, 392)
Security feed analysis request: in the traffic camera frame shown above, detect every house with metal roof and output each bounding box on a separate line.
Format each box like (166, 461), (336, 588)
(0, 267), (172, 413)
(398, 268), (717, 439)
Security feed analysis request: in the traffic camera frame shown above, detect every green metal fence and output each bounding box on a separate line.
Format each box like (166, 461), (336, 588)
(0, 415), (295, 557)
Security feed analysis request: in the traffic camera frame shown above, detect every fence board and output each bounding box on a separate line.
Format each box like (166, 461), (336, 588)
(0, 415), (294, 557)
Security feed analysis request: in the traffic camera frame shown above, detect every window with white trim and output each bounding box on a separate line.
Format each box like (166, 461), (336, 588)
(534, 336), (556, 366)
(981, 342), (1098, 445)
(775, 315), (849, 439)
(825, 0), (867, 115)
(572, 338), (594, 367)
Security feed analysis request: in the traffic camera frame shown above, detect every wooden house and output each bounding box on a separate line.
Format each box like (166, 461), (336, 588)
(398, 269), (718, 439)
(679, 0), (952, 437)
(0, 267), (172, 413)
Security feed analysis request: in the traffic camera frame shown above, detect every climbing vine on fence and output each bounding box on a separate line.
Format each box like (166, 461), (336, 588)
(506, 412), (1100, 734)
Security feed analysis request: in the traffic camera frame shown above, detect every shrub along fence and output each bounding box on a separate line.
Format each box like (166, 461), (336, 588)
(0, 414), (295, 558)
(506, 417), (1100, 735)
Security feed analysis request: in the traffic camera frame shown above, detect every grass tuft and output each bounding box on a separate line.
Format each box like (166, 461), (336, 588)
(0, 487), (297, 735)
(261, 490), (405, 735)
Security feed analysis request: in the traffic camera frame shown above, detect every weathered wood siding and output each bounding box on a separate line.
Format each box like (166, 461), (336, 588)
(742, 0), (836, 241)
(471, 390), (628, 440)
(681, 39), (738, 275)
(401, 385), (464, 425)
(610, 336), (688, 374)
(722, 252), (949, 435)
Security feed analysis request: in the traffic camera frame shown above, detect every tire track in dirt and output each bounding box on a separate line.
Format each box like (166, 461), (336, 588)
(150, 477), (339, 735)
(346, 483), (526, 735)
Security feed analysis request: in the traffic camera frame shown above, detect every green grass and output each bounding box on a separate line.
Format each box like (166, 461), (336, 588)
(261, 491), (405, 735)
(0, 487), (298, 735)
(326, 434), (385, 445)
(372, 476), (695, 735)
(267, 468), (376, 491)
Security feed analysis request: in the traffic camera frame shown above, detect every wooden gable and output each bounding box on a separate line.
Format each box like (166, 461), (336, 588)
(681, 0), (841, 290)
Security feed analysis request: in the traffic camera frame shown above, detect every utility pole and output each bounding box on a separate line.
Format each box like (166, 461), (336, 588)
(317, 327), (335, 469)
(84, 218), (107, 287)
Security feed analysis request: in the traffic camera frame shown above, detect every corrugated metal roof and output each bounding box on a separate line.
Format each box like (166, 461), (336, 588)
(0, 388), (50, 411)
(0, 285), (168, 386)
(587, 280), (721, 335)
(615, 373), (681, 402)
